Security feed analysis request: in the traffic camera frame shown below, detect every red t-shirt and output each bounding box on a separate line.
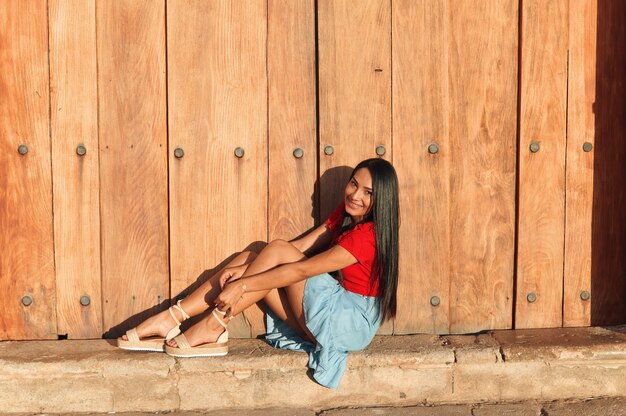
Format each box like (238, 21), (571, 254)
(325, 201), (380, 297)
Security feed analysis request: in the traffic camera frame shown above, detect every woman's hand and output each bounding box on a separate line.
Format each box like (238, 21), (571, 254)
(219, 264), (248, 289)
(215, 280), (246, 317)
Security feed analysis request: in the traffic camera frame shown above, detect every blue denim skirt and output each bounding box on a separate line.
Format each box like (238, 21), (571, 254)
(265, 273), (382, 389)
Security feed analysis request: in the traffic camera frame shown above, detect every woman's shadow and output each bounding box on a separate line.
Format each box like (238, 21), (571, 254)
(103, 165), (353, 341)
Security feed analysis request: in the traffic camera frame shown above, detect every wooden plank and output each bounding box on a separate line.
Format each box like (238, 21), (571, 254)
(393, 0), (450, 334)
(516, 0), (568, 329)
(318, 0), (392, 333)
(97, 0), (169, 334)
(318, 0), (392, 220)
(266, 1), (316, 335)
(447, 0), (517, 333)
(268, 0), (316, 240)
(590, 0), (626, 325)
(167, 0), (267, 338)
(49, 0), (102, 338)
(563, 0), (596, 327)
(0, 0), (57, 340)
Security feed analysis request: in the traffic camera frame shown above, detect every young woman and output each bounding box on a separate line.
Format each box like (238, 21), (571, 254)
(118, 158), (399, 389)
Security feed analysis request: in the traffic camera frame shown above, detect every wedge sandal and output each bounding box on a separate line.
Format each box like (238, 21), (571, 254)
(164, 308), (229, 357)
(117, 299), (191, 352)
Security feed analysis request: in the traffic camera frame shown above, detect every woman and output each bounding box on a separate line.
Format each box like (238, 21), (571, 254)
(118, 158), (399, 389)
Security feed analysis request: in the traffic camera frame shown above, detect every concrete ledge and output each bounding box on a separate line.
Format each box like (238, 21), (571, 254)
(0, 326), (625, 413)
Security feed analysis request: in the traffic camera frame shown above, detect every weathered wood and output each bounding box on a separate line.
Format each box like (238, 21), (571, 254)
(49, 0), (102, 338)
(167, 0), (267, 338)
(393, 0), (450, 334)
(590, 0), (626, 325)
(318, 0), (392, 219)
(268, 0), (316, 240)
(0, 0), (57, 340)
(447, 0), (517, 333)
(563, 0), (596, 327)
(516, 0), (568, 329)
(318, 0), (392, 333)
(97, 0), (169, 333)
(267, 0), (317, 335)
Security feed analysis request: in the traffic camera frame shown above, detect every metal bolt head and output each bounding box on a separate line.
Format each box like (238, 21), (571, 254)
(583, 142), (593, 152)
(527, 292), (537, 303)
(428, 143), (439, 154)
(430, 296), (441, 307)
(174, 147), (184, 158)
(234, 147), (245, 158)
(76, 145), (87, 156)
(80, 295), (91, 306)
(18, 144), (28, 155)
(293, 147), (304, 159)
(375, 145), (386, 156)
(324, 145), (334, 156)
(21, 295), (33, 306)
(529, 142), (540, 153)
(580, 290), (590, 301)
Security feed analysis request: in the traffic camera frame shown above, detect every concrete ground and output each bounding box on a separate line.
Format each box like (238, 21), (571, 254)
(0, 326), (625, 414)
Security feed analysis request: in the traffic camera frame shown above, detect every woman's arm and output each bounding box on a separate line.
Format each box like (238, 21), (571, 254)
(215, 244), (356, 311)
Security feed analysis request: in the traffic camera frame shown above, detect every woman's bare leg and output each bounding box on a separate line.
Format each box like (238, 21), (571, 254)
(119, 251), (257, 340)
(167, 239), (314, 347)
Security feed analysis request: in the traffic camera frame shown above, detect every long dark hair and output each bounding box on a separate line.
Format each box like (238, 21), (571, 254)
(345, 158), (399, 322)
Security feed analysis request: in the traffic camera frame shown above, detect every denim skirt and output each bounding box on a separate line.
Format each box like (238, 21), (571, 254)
(265, 273), (382, 389)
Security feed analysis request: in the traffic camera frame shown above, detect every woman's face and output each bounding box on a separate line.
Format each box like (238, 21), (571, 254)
(344, 167), (373, 222)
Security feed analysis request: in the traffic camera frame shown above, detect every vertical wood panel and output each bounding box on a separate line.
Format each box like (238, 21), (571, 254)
(448, 0), (517, 333)
(591, 0), (626, 325)
(318, 0), (391, 219)
(97, 0), (169, 332)
(268, 0), (316, 240)
(516, 0), (568, 328)
(318, 0), (392, 333)
(0, 0), (57, 339)
(168, 0), (267, 338)
(393, 0), (450, 334)
(563, 0), (596, 327)
(49, 0), (102, 338)
(266, 0), (316, 334)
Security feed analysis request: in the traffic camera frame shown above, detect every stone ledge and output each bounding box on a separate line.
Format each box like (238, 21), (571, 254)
(0, 327), (624, 413)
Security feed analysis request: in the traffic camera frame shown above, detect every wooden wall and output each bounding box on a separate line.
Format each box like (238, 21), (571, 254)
(0, 0), (624, 340)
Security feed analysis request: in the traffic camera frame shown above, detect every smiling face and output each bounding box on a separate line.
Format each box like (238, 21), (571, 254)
(344, 167), (373, 222)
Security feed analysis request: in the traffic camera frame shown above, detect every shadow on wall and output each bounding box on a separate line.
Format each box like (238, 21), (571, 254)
(103, 165), (354, 339)
(591, 0), (626, 325)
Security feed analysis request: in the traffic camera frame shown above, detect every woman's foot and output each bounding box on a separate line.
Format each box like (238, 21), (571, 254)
(119, 302), (188, 341)
(166, 309), (228, 348)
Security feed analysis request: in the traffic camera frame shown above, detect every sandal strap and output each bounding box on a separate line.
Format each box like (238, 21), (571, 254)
(212, 309), (228, 329)
(169, 300), (191, 325)
(172, 333), (191, 349)
(126, 328), (139, 342)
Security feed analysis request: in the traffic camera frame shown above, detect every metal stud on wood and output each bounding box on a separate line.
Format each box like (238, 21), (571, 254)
(21, 295), (33, 306)
(582, 142), (593, 152)
(18, 144), (28, 155)
(174, 147), (184, 158)
(80, 295), (91, 306)
(324, 145), (334, 156)
(527, 292), (537, 303)
(234, 147), (245, 158)
(375, 145), (386, 156)
(428, 143), (439, 154)
(76, 145), (87, 156)
(430, 296), (440, 306)
(529, 142), (540, 153)
(580, 290), (590, 301)
(293, 147), (304, 159)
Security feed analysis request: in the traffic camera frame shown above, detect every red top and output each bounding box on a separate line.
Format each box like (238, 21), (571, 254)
(325, 201), (380, 297)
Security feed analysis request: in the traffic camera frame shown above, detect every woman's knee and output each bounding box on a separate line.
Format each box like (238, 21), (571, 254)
(262, 239), (305, 262)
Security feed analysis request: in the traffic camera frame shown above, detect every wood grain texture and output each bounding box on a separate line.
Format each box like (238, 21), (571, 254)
(516, 0), (568, 329)
(393, 0), (450, 334)
(268, 0), (316, 240)
(266, 0), (316, 336)
(97, 0), (169, 332)
(49, 0), (102, 338)
(447, 0), (517, 333)
(563, 0), (596, 327)
(318, 0), (392, 334)
(0, 0), (57, 340)
(318, 0), (392, 220)
(167, 0), (267, 338)
(591, 0), (626, 325)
